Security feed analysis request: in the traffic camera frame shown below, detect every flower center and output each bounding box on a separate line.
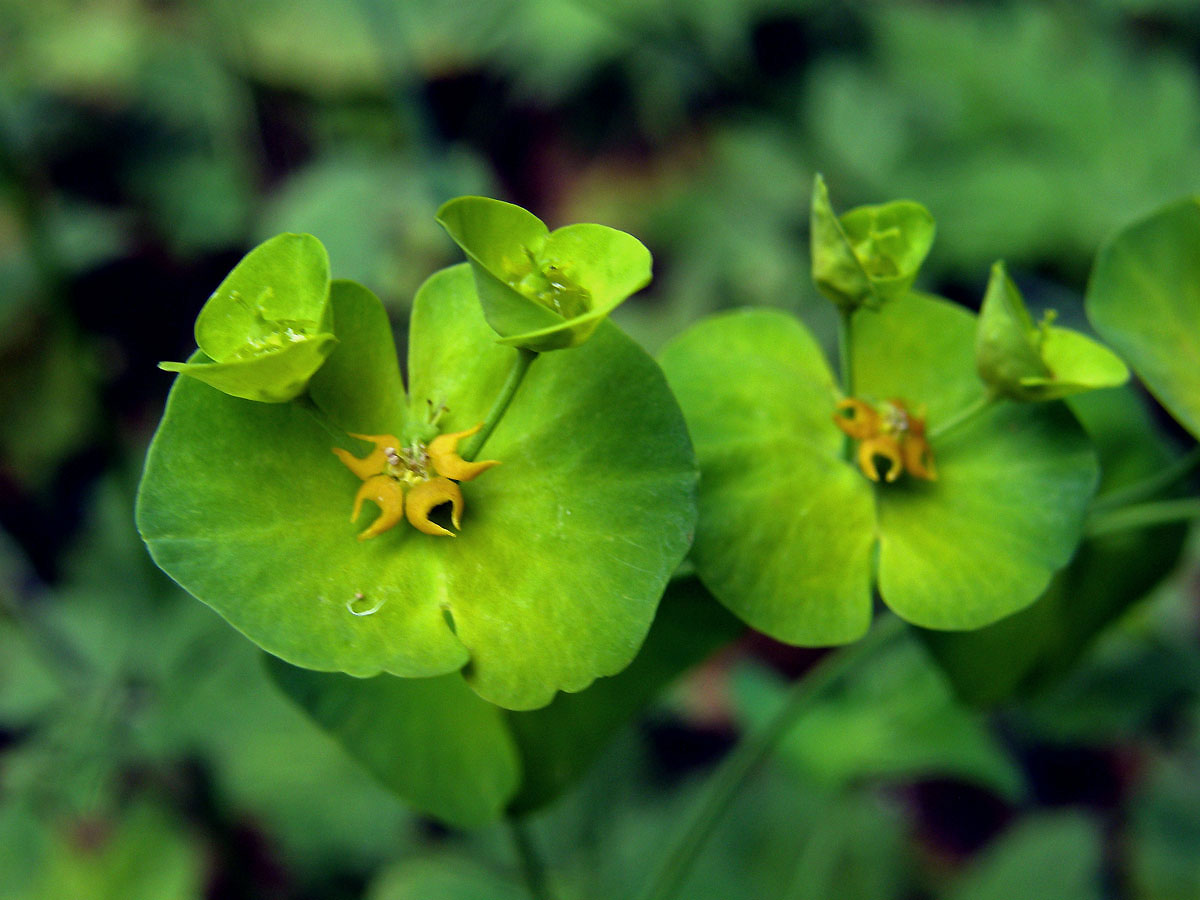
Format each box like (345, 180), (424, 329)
(332, 423), (500, 540)
(834, 397), (937, 484)
(505, 247), (592, 319)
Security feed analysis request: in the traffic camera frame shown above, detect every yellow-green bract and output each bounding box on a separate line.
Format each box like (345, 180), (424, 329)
(976, 261), (1128, 401)
(436, 196), (651, 351)
(810, 174), (935, 312)
(159, 233), (335, 402)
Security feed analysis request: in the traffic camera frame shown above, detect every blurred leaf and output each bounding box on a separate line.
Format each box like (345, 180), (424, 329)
(1128, 755), (1200, 900)
(1087, 195), (1200, 440)
(365, 855), (527, 900)
(266, 662), (521, 829)
(734, 632), (1022, 797)
(0, 801), (204, 900)
(942, 812), (1102, 900)
(779, 789), (911, 900)
(805, 4), (1200, 279)
(258, 152), (492, 307)
(0, 316), (100, 488)
(505, 576), (743, 814)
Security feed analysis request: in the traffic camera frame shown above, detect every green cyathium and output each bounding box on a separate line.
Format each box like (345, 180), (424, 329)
(159, 233), (336, 402)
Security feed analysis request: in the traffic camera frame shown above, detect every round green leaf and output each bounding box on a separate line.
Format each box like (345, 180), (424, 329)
(659, 309), (876, 646)
(856, 293), (1100, 629)
(437, 196), (651, 351)
(1087, 195), (1200, 439)
(159, 233), (335, 402)
(266, 661), (520, 828)
(919, 386), (1190, 705)
(138, 265), (695, 710)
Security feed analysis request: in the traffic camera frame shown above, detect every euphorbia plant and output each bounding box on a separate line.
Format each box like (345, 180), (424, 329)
(133, 185), (1200, 899)
(137, 211), (696, 712)
(655, 178), (1125, 646)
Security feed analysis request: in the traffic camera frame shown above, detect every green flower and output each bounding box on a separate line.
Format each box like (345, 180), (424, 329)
(159, 233), (336, 402)
(810, 174), (935, 312)
(138, 266), (696, 710)
(659, 293), (1098, 645)
(436, 196), (652, 351)
(976, 261), (1128, 401)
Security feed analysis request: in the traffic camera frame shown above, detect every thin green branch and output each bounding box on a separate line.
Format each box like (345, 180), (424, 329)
(634, 614), (906, 900)
(928, 393), (998, 441)
(1086, 497), (1200, 538)
(837, 307), (854, 398)
(462, 347), (537, 461)
(1089, 446), (1200, 514)
(509, 818), (554, 900)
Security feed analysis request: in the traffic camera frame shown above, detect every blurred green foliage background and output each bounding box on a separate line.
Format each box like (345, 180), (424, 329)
(2, 1), (1199, 897)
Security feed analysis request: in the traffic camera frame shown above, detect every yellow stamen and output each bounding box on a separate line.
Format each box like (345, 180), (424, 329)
(834, 397), (937, 483)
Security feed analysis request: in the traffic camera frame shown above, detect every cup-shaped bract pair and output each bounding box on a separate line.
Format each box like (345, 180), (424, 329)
(976, 261), (1128, 401)
(138, 262), (697, 711)
(159, 234), (336, 402)
(659, 294), (1099, 647)
(436, 196), (652, 351)
(810, 174), (936, 312)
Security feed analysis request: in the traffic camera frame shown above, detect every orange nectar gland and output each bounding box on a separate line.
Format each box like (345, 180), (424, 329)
(331, 423), (500, 540)
(833, 398), (936, 484)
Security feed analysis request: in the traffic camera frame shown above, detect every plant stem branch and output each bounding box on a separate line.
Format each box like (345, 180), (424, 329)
(634, 613), (906, 900)
(928, 393), (997, 441)
(1089, 446), (1200, 514)
(509, 818), (554, 900)
(462, 347), (537, 461)
(837, 308), (854, 398)
(1085, 497), (1200, 538)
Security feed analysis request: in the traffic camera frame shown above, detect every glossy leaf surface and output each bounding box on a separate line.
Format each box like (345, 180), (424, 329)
(437, 196), (651, 350)
(1087, 195), (1200, 439)
(139, 265), (696, 710)
(659, 308), (876, 645)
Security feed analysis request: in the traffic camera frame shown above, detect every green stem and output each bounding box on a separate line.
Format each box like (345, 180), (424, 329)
(508, 818), (554, 900)
(928, 393), (997, 441)
(462, 347), (537, 461)
(837, 307), (854, 397)
(634, 614), (906, 900)
(1089, 446), (1200, 514)
(1086, 497), (1200, 538)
